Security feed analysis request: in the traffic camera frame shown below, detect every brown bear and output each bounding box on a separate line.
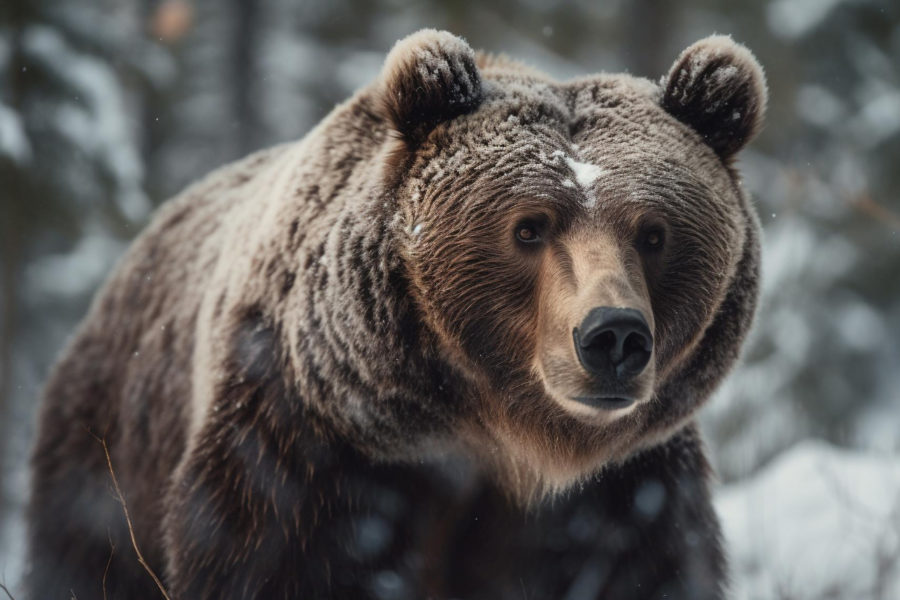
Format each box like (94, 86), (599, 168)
(25, 30), (766, 600)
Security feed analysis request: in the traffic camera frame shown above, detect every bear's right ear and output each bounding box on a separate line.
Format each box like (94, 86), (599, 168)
(378, 30), (483, 148)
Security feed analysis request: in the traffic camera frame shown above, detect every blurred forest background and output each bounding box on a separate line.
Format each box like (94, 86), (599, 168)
(1, 0), (899, 597)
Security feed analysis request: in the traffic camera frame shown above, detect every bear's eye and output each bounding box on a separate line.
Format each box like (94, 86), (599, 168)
(639, 227), (665, 253)
(515, 222), (542, 245)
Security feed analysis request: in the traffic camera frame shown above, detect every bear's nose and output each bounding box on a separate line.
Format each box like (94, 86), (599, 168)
(573, 307), (652, 380)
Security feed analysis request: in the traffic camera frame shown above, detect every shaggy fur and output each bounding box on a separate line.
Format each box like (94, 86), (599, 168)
(26, 31), (766, 599)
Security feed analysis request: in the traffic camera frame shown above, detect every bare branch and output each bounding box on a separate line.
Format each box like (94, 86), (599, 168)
(851, 192), (900, 230)
(89, 432), (172, 600)
(103, 533), (115, 600)
(0, 582), (15, 600)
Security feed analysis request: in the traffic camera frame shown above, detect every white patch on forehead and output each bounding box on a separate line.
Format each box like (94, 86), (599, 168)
(564, 156), (606, 190)
(546, 149), (605, 207)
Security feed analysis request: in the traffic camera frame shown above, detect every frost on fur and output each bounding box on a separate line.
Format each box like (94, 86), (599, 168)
(379, 29), (483, 147)
(661, 35), (768, 159)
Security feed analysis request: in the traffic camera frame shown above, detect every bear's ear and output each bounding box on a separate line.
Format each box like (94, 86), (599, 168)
(378, 29), (483, 148)
(661, 35), (767, 159)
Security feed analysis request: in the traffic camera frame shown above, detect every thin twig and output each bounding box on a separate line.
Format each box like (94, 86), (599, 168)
(851, 192), (900, 229)
(90, 432), (172, 600)
(0, 582), (15, 600)
(103, 533), (115, 600)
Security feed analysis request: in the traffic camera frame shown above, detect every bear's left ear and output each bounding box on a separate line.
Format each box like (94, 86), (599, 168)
(661, 35), (767, 159)
(378, 29), (483, 148)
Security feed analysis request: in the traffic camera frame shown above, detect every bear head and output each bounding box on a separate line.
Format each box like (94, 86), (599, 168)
(374, 30), (766, 499)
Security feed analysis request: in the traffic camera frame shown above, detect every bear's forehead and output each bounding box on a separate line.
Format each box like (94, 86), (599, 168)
(418, 73), (730, 211)
(474, 73), (709, 160)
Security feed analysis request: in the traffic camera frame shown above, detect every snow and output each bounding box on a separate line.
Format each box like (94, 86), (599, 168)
(699, 204), (900, 480)
(795, 85), (845, 128)
(564, 156), (605, 192)
(711, 64), (739, 89)
(849, 90), (900, 148)
(260, 32), (320, 133)
(766, 0), (849, 40)
(0, 512), (24, 593)
(834, 301), (887, 353)
(336, 50), (385, 93)
(717, 441), (900, 599)
(24, 231), (126, 299)
(0, 103), (32, 165)
(550, 150), (606, 206)
(22, 25), (150, 221)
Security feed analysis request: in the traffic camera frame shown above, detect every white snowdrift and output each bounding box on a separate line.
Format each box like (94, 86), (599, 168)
(716, 441), (900, 599)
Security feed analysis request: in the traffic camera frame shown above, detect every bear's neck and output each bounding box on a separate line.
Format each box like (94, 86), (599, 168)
(266, 93), (467, 459)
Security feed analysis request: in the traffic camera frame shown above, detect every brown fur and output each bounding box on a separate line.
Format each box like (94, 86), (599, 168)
(26, 30), (766, 599)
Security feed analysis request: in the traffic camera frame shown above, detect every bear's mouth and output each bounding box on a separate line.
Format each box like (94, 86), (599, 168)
(569, 396), (635, 410)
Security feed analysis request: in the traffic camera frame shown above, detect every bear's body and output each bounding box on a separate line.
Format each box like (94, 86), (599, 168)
(26, 31), (766, 599)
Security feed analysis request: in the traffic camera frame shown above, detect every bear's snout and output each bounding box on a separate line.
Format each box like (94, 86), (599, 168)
(573, 307), (653, 384)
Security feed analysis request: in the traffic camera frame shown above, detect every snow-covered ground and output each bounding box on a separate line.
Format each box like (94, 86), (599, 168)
(718, 441), (900, 599)
(2, 441), (898, 597)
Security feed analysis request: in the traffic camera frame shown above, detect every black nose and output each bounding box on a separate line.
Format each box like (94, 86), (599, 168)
(573, 307), (653, 380)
